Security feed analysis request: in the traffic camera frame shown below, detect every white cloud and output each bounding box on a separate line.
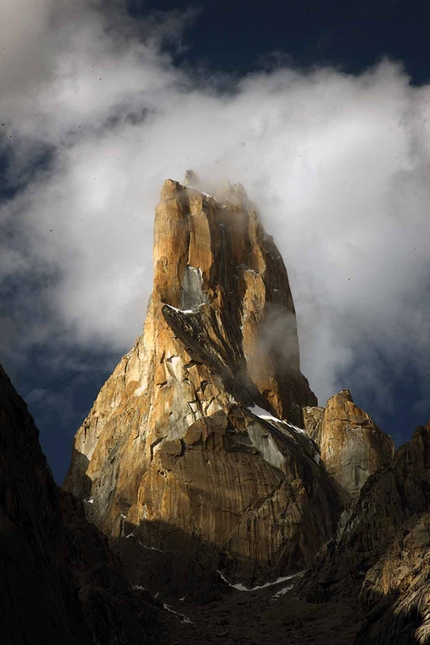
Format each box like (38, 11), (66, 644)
(2, 1), (430, 418)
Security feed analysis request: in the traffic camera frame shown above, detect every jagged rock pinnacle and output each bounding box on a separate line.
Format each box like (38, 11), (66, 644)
(183, 169), (198, 186)
(64, 178), (341, 595)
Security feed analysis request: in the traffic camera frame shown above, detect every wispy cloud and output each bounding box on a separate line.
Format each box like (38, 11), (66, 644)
(2, 0), (430, 424)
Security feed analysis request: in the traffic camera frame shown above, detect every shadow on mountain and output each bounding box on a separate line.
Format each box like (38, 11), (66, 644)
(112, 518), (239, 604)
(0, 363), (166, 644)
(110, 515), (310, 604)
(65, 446), (92, 498)
(297, 511), (430, 644)
(354, 513), (430, 644)
(355, 587), (423, 644)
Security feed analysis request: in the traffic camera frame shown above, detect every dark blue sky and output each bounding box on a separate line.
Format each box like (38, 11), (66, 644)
(136, 0), (429, 84)
(2, 0), (430, 483)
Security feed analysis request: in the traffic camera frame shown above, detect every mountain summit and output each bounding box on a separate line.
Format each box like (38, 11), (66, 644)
(3, 176), (429, 643)
(64, 176), (343, 592)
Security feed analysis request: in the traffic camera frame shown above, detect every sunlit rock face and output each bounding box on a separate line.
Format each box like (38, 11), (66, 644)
(303, 389), (394, 501)
(64, 177), (342, 593)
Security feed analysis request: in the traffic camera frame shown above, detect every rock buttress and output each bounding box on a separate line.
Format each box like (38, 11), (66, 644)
(64, 178), (341, 594)
(303, 389), (394, 501)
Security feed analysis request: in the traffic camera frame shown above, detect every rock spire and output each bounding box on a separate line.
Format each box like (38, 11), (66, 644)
(64, 176), (340, 593)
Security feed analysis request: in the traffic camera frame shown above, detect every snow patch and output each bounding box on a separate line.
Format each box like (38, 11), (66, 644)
(84, 498), (94, 504)
(271, 584), (294, 601)
(165, 304), (197, 315)
(138, 541), (164, 553)
(249, 404), (274, 418)
(163, 603), (193, 624)
(248, 424), (284, 469)
(250, 405), (303, 434)
(248, 406), (321, 465)
(217, 570), (301, 592)
(285, 422), (307, 435)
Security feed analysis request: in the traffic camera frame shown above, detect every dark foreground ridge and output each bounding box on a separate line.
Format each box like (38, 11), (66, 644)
(0, 363), (166, 644)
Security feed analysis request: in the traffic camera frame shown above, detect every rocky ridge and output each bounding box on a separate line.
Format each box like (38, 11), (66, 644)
(0, 363), (165, 644)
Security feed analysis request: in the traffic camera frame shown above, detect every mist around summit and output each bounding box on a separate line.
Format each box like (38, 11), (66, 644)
(3, 4), (430, 642)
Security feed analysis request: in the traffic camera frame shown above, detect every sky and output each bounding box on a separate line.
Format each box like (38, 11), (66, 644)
(1, 0), (430, 483)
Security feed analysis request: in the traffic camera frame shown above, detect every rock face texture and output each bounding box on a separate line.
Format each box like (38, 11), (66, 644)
(357, 510), (430, 645)
(303, 390), (394, 500)
(304, 421), (430, 644)
(302, 405), (325, 446)
(64, 178), (342, 592)
(0, 364), (165, 644)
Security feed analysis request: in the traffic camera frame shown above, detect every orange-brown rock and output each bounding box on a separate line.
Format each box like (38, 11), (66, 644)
(356, 510), (430, 644)
(64, 177), (342, 593)
(303, 390), (394, 500)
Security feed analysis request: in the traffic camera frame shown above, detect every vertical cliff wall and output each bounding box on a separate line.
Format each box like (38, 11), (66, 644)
(64, 178), (342, 591)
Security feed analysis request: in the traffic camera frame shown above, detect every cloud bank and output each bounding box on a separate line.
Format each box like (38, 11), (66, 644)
(2, 0), (430, 425)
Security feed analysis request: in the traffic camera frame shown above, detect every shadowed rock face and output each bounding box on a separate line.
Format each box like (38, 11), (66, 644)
(352, 423), (430, 645)
(356, 509), (430, 645)
(303, 421), (430, 644)
(64, 178), (342, 593)
(0, 364), (165, 644)
(303, 390), (394, 501)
